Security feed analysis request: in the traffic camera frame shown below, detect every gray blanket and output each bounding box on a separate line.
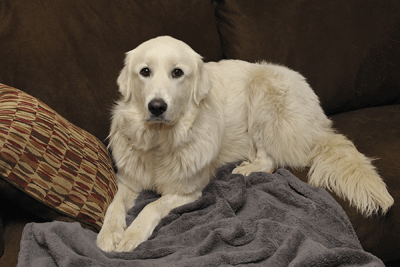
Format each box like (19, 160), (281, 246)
(18, 164), (384, 266)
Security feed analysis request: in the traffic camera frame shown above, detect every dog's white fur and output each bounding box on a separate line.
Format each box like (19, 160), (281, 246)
(97, 36), (394, 252)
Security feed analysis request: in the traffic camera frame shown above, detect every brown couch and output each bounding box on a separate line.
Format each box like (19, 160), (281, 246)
(0, 0), (399, 265)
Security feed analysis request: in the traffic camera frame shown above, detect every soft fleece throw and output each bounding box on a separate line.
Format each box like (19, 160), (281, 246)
(18, 164), (384, 266)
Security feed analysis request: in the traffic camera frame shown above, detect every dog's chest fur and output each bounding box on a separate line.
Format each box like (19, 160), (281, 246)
(110, 105), (227, 195)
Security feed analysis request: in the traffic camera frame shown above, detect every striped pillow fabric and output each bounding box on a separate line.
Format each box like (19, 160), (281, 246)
(0, 84), (117, 231)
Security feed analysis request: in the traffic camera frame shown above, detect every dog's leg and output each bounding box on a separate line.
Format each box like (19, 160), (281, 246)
(114, 192), (201, 252)
(232, 149), (275, 176)
(97, 180), (138, 252)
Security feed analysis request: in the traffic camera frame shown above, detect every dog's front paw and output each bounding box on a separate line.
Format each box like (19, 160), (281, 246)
(114, 216), (155, 252)
(114, 227), (148, 252)
(96, 220), (126, 252)
(114, 234), (143, 252)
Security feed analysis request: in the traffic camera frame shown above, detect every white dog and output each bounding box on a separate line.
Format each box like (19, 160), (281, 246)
(97, 36), (394, 252)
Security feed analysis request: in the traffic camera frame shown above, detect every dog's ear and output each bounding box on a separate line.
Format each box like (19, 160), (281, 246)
(193, 59), (212, 105)
(117, 52), (133, 102)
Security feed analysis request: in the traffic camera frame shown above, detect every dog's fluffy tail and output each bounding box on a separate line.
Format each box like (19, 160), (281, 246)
(307, 130), (394, 217)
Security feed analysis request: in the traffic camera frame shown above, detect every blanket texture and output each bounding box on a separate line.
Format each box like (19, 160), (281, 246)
(18, 164), (384, 266)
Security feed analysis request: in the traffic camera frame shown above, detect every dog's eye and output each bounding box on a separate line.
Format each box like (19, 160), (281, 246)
(140, 68), (151, 77)
(172, 68), (184, 78)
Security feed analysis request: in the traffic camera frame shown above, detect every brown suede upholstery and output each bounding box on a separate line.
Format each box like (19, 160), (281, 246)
(330, 106), (400, 261)
(0, 0), (399, 265)
(214, 0), (400, 115)
(0, 0), (220, 143)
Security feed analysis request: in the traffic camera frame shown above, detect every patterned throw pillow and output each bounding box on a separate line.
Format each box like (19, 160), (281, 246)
(0, 84), (117, 231)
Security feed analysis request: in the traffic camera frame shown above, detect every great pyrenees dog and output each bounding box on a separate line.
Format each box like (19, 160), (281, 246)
(97, 36), (394, 252)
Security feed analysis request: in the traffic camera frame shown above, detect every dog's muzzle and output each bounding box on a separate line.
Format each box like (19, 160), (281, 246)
(148, 98), (168, 120)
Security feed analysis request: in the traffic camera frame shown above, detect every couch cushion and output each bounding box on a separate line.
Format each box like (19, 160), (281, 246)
(291, 104), (400, 262)
(0, 84), (117, 232)
(213, 0), (400, 115)
(0, 0), (220, 143)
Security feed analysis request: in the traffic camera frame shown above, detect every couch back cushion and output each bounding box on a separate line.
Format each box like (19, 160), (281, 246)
(214, 0), (400, 115)
(0, 0), (221, 142)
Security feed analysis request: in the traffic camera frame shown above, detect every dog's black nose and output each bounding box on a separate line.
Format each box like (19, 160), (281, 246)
(148, 98), (168, 116)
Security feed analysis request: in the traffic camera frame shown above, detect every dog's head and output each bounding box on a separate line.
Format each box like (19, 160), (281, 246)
(117, 36), (211, 126)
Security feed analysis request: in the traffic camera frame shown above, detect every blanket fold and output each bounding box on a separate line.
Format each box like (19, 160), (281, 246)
(18, 164), (384, 266)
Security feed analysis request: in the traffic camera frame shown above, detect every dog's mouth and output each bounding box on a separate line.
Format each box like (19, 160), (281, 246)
(147, 116), (171, 123)
(146, 116), (175, 127)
